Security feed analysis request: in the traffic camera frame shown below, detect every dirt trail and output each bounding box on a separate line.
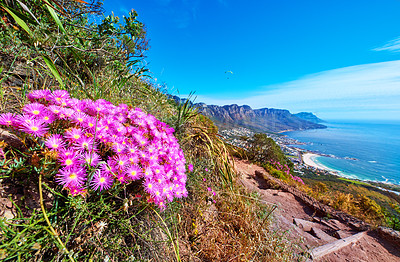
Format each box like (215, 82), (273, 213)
(234, 159), (400, 262)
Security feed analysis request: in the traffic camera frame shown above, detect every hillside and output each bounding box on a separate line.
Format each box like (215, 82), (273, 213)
(197, 103), (326, 133)
(294, 112), (325, 123)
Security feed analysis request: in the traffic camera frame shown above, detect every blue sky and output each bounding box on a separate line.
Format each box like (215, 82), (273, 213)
(102, 0), (400, 120)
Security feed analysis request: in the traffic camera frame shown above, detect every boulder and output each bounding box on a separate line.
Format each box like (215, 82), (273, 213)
(310, 227), (337, 242)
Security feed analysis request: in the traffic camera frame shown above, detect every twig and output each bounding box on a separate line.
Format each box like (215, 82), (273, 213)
(39, 173), (75, 262)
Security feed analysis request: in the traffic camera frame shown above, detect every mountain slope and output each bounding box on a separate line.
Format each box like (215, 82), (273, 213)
(294, 112), (325, 123)
(196, 103), (326, 133)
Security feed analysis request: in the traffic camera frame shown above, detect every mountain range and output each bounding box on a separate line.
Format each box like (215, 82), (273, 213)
(196, 103), (326, 133)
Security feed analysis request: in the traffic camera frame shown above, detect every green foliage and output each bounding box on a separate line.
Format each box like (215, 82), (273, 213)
(173, 92), (199, 135)
(0, 1), (309, 260)
(357, 194), (384, 220)
(301, 168), (400, 227)
(0, 0), (149, 112)
(247, 133), (292, 169)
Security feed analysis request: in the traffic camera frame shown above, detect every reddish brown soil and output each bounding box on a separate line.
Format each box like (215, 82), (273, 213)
(234, 159), (400, 262)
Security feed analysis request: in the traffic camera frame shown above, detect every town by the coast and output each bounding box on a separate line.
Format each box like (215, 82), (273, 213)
(220, 127), (400, 195)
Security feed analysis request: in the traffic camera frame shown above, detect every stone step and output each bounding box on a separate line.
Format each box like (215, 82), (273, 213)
(307, 231), (366, 261)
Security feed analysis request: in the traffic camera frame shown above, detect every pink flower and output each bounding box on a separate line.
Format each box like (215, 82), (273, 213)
(58, 149), (81, 167)
(22, 103), (46, 117)
(126, 166), (142, 180)
(45, 134), (65, 151)
(56, 166), (86, 187)
(205, 168), (209, 172)
(0, 113), (16, 127)
(64, 128), (84, 142)
(81, 152), (101, 166)
(74, 136), (96, 152)
(27, 89), (51, 101)
(49, 90), (70, 104)
(91, 170), (114, 191)
(66, 185), (87, 197)
(71, 112), (89, 126)
(188, 164), (193, 172)
(19, 118), (48, 137)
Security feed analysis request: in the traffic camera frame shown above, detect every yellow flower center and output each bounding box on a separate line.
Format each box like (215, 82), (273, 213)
(131, 171), (137, 176)
(89, 123), (94, 127)
(69, 173), (77, 180)
(82, 142), (88, 147)
(65, 159), (73, 166)
(44, 116), (49, 120)
(148, 184), (153, 189)
(31, 126), (39, 131)
(99, 177), (106, 183)
(78, 118), (83, 122)
(73, 134), (80, 139)
(118, 161), (124, 165)
(52, 143), (58, 148)
(32, 110), (40, 115)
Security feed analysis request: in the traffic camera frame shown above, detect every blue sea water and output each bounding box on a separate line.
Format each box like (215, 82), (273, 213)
(284, 120), (400, 185)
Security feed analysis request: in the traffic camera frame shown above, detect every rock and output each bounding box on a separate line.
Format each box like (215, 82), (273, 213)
(0, 128), (24, 149)
(3, 210), (14, 220)
(328, 219), (344, 229)
(0, 198), (13, 209)
(333, 230), (352, 239)
(293, 218), (316, 232)
(310, 227), (337, 242)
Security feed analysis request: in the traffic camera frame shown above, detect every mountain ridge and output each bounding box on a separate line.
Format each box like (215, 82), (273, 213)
(195, 102), (326, 133)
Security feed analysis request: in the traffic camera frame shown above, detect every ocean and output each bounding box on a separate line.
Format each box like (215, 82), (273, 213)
(284, 120), (400, 185)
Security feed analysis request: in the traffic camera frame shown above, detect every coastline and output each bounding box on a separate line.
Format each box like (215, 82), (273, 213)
(302, 153), (331, 171)
(301, 152), (400, 195)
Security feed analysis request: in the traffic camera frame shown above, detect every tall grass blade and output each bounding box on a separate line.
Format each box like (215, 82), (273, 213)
(16, 0), (39, 24)
(1, 5), (33, 37)
(46, 4), (66, 34)
(42, 55), (64, 88)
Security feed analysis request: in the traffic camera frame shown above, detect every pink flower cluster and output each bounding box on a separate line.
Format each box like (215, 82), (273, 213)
(269, 159), (304, 184)
(269, 159), (290, 176)
(0, 90), (188, 209)
(290, 175), (305, 185)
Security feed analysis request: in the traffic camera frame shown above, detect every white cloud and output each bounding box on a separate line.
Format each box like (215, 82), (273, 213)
(373, 37), (400, 52)
(196, 60), (400, 120)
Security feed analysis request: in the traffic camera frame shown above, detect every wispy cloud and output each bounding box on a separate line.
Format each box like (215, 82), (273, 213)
(373, 37), (400, 52)
(153, 0), (201, 29)
(197, 60), (400, 120)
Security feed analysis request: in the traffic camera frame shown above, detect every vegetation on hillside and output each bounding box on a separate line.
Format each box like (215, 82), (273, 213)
(0, 1), (301, 261)
(241, 133), (400, 230)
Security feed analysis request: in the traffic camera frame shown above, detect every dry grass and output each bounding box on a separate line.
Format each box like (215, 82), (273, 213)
(176, 160), (303, 261)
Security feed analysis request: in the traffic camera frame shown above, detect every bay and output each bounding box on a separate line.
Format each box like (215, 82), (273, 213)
(284, 120), (400, 185)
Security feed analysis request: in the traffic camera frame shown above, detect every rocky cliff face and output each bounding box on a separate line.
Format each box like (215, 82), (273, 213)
(196, 103), (326, 133)
(294, 112), (325, 124)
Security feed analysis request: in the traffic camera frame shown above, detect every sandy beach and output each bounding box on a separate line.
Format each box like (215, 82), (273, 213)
(302, 153), (328, 170)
